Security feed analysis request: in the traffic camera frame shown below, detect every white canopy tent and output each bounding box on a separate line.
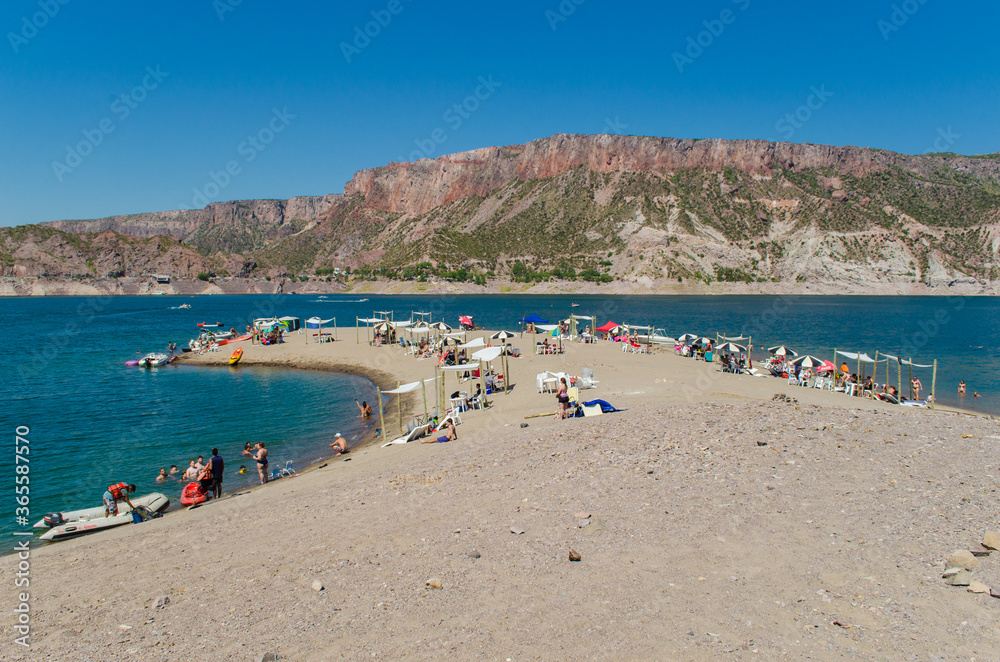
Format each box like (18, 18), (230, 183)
(305, 317), (337, 343)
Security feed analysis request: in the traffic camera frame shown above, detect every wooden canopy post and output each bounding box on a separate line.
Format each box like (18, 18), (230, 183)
(376, 387), (386, 438)
(396, 381), (402, 434)
(356, 317), (360, 344)
(908, 360), (913, 399)
(896, 356), (903, 400)
(421, 378), (428, 423)
(873, 351), (879, 389)
(930, 359), (938, 410)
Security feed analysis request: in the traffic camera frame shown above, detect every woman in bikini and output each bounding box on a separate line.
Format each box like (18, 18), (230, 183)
(555, 377), (570, 420)
(254, 442), (269, 484)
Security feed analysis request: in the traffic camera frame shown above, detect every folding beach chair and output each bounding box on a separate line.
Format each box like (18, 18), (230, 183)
(279, 460), (295, 477)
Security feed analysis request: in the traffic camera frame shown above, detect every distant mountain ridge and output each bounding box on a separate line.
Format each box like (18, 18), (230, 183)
(4, 133), (1000, 294)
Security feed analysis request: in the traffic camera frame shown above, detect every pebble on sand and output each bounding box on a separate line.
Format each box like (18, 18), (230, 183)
(467, 550), (481, 559)
(970, 542), (992, 557)
(982, 530), (1000, 551)
(569, 548), (582, 562)
(945, 570), (973, 587)
(510, 527), (525, 535)
(967, 581), (990, 594)
(991, 586), (1000, 599)
(152, 595), (170, 609)
(426, 578), (443, 589)
(311, 580), (324, 592)
(946, 550), (979, 570)
(574, 512), (591, 519)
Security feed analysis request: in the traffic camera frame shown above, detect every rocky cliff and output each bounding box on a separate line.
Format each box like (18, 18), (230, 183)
(7, 134), (1000, 294)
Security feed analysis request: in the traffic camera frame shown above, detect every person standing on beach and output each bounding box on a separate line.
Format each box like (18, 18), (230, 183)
(911, 376), (922, 400)
(959, 380), (967, 397)
(209, 448), (224, 499)
(254, 442), (269, 484)
(555, 378), (570, 420)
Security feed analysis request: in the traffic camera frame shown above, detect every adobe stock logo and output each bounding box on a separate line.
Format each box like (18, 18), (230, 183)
(672, 0), (751, 73)
(774, 85), (834, 140)
(7, 0), (71, 54)
(51, 66), (169, 182)
(341, 0), (413, 63)
(184, 107), (296, 209)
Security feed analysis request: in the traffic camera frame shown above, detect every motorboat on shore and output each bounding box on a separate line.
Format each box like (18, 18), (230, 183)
(35, 493), (170, 541)
(635, 328), (675, 346)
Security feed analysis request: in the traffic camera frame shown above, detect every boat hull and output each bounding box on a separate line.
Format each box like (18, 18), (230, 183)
(36, 493), (170, 541)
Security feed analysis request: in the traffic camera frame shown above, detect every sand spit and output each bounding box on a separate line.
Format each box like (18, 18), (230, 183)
(3, 330), (999, 661)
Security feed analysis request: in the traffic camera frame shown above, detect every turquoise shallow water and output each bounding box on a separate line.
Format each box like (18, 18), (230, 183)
(2, 293), (998, 541)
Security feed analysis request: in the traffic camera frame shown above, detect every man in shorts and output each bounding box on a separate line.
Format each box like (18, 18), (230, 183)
(104, 482), (136, 517)
(422, 420), (457, 444)
(330, 433), (348, 455)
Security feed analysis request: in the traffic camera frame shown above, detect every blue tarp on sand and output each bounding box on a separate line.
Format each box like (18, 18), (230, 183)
(573, 399), (623, 416)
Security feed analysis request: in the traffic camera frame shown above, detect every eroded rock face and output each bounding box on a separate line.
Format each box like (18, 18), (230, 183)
(344, 134), (916, 215)
(45, 195), (342, 249)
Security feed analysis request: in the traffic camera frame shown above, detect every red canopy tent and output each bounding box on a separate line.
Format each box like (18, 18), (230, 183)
(595, 321), (619, 333)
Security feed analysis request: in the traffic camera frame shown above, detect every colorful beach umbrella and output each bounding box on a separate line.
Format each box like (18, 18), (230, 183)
(491, 330), (515, 340)
(676, 333), (698, 343)
(595, 321), (619, 333)
(791, 355), (824, 368)
(816, 360), (837, 373)
(433, 322), (453, 331)
(767, 345), (798, 357)
(716, 342), (746, 354)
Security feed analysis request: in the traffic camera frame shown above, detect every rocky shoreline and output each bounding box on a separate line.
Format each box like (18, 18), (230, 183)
(2, 275), (997, 297)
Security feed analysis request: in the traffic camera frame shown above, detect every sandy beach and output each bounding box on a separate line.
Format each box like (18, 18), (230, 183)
(4, 329), (1000, 661)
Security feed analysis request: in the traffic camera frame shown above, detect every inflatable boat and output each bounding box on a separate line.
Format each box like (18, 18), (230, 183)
(36, 492), (170, 541)
(180, 482), (211, 506)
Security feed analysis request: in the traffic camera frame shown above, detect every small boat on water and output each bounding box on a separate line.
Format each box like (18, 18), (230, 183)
(35, 493), (170, 541)
(178, 303), (191, 309)
(137, 353), (169, 367)
(229, 347), (243, 365)
(197, 322), (224, 327)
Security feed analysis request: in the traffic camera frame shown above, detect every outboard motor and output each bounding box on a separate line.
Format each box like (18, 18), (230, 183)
(43, 512), (65, 528)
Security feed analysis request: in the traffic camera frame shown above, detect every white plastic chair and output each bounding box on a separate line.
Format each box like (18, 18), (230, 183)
(279, 461), (295, 477)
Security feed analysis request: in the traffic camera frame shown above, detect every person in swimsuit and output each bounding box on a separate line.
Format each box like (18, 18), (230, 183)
(254, 442), (269, 484)
(182, 460), (199, 482)
(241, 442), (253, 457)
(958, 380), (966, 397)
(356, 400), (372, 419)
(555, 378), (570, 419)
(155, 468), (168, 483)
(422, 420), (457, 443)
(911, 377), (922, 400)
(169, 465), (179, 475)
(330, 433), (348, 455)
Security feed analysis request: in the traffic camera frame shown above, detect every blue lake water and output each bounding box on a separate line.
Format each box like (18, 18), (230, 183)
(2, 293), (998, 541)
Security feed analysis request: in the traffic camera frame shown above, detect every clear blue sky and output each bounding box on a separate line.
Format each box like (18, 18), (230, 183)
(2, 0), (997, 226)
